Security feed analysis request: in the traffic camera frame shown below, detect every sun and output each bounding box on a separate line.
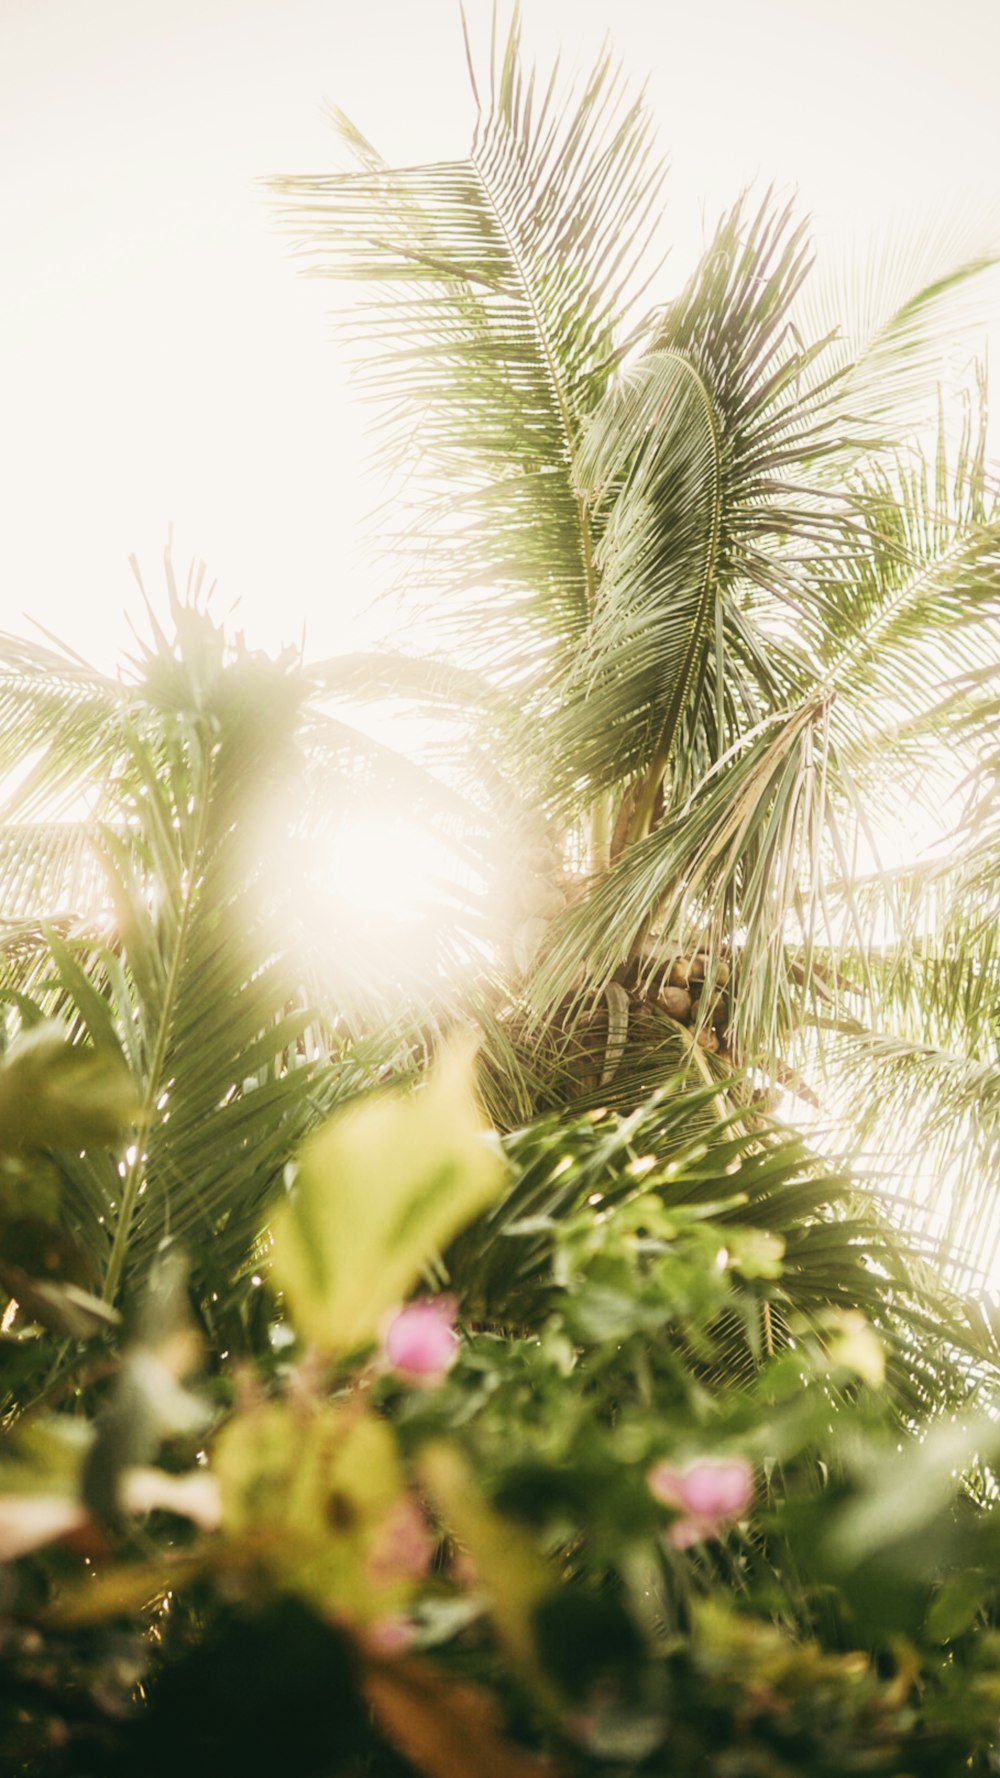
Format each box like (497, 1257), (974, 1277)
(321, 810), (454, 926)
(262, 791), (491, 1016)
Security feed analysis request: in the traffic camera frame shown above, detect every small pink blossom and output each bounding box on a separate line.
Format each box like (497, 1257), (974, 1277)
(381, 1297), (458, 1384)
(647, 1456), (753, 1548)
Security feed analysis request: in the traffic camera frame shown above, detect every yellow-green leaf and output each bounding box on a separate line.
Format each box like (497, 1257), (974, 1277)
(825, 1310), (885, 1389)
(271, 1041), (506, 1353)
(419, 1443), (551, 1674)
(214, 1398), (411, 1620)
(728, 1227), (785, 1281)
(0, 1023), (137, 1158)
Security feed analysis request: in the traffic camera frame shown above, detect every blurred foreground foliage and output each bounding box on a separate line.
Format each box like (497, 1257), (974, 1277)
(4, 1041), (1000, 1776)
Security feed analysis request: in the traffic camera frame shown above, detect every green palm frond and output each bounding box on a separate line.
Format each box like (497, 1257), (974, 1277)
(0, 639), (327, 1306)
(535, 192), (842, 828)
(793, 209), (1000, 446)
(0, 592), (515, 1306)
(0, 635), (124, 822)
(0, 821), (106, 924)
(531, 695), (841, 1063)
(309, 651), (497, 721)
(819, 437), (1000, 767)
(528, 395), (1000, 1059)
(270, 4), (664, 701)
(810, 1028), (1000, 1288)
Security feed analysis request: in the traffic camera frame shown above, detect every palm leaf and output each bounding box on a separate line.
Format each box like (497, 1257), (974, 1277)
(0, 635), (124, 822)
(269, 5), (664, 706)
(793, 209), (1000, 446)
(0, 600), (505, 1306)
(0, 641), (324, 1305)
(0, 822), (107, 935)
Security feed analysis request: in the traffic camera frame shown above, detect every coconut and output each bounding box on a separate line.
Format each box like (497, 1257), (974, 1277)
(696, 1027), (720, 1053)
(668, 957), (691, 988)
(659, 986), (692, 1021)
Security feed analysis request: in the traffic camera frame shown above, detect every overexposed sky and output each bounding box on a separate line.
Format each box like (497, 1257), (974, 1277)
(2, 0), (998, 670)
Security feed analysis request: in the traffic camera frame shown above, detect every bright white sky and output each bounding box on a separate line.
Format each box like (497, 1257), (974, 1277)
(2, 0), (998, 672)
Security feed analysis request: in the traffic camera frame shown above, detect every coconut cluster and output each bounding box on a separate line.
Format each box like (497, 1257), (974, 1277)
(624, 945), (734, 1057)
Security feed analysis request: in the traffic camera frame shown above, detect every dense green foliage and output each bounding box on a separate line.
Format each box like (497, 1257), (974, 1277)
(4, 1047), (1000, 1775)
(271, 6), (1000, 1204)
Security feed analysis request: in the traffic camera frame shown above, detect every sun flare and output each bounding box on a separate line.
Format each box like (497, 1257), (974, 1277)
(321, 810), (455, 926)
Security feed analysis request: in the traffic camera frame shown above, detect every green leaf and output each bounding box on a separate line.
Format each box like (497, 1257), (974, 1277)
(0, 1417), (92, 1561)
(214, 1398), (410, 1621)
(0, 1022), (137, 1158)
(823, 1309), (885, 1388)
(418, 1441), (551, 1675)
(727, 1226), (785, 1281)
(0, 1261), (119, 1338)
(926, 1570), (990, 1644)
(271, 1042), (507, 1354)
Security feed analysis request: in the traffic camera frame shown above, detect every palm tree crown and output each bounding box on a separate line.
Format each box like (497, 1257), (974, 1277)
(269, 5), (1000, 1276)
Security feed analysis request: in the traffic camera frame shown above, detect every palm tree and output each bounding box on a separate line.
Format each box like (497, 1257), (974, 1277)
(2, 579), (990, 1445)
(0, 563), (496, 1366)
(269, 4), (1000, 1276)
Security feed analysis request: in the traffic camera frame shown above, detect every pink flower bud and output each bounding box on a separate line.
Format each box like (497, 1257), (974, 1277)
(381, 1297), (458, 1384)
(647, 1456), (752, 1547)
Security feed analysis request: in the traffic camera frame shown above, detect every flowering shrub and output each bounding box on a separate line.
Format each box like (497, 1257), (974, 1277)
(4, 1046), (1000, 1775)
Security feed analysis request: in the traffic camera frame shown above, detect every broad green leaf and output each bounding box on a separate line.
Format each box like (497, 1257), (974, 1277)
(271, 1042), (507, 1353)
(0, 1416), (93, 1560)
(214, 1398), (412, 1621)
(926, 1570), (990, 1644)
(0, 1261), (120, 1338)
(0, 1022), (137, 1158)
(0, 1414), (92, 1496)
(823, 1411), (1000, 1569)
(418, 1442), (551, 1676)
(727, 1227), (786, 1281)
(823, 1310), (885, 1389)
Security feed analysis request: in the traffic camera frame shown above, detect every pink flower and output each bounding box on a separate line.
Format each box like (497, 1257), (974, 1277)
(647, 1456), (753, 1548)
(381, 1297), (458, 1384)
